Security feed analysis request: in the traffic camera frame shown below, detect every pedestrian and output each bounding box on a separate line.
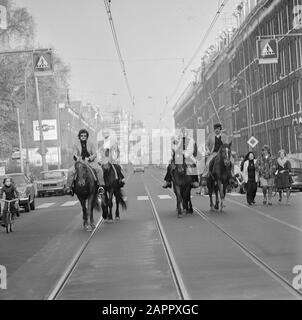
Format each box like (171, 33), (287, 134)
(275, 149), (292, 203)
(242, 151), (258, 205)
(256, 145), (277, 205)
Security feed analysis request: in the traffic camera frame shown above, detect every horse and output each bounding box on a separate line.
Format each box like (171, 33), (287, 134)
(171, 152), (193, 218)
(73, 159), (106, 230)
(101, 163), (127, 221)
(206, 142), (232, 212)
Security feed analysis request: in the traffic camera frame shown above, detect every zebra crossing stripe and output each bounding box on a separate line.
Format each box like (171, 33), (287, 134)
(61, 200), (79, 207)
(137, 196), (149, 201)
(158, 195), (172, 200)
(36, 202), (56, 209)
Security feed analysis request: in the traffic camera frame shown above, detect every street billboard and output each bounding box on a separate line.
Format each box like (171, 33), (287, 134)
(33, 119), (57, 141)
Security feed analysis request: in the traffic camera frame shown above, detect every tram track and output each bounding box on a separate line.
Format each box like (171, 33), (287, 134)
(143, 181), (190, 300)
(147, 169), (302, 299)
(46, 170), (132, 300)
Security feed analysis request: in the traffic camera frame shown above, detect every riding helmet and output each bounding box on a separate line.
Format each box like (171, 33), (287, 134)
(78, 128), (89, 139)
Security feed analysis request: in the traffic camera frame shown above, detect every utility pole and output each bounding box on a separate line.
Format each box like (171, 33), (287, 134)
(16, 108), (24, 173)
(56, 102), (62, 169)
(34, 76), (48, 171)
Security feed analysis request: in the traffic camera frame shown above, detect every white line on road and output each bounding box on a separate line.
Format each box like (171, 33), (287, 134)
(36, 203), (56, 209)
(137, 196), (149, 201)
(61, 201), (79, 207)
(227, 198), (302, 234)
(158, 195), (172, 200)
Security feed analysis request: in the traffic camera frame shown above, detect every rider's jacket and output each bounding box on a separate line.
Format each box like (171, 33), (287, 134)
(0, 185), (19, 200)
(206, 132), (229, 154)
(72, 141), (97, 162)
(172, 136), (197, 164)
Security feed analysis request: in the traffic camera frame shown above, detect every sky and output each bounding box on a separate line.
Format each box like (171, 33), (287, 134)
(14, 0), (240, 130)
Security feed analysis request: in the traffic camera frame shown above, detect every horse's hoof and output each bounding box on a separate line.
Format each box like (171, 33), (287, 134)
(214, 204), (219, 210)
(115, 217), (120, 221)
(177, 213), (183, 218)
(189, 209), (193, 214)
(90, 224), (96, 230)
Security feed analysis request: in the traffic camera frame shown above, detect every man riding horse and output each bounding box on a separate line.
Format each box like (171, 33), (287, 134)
(100, 128), (125, 187)
(162, 127), (199, 189)
(66, 128), (105, 196)
(200, 123), (236, 187)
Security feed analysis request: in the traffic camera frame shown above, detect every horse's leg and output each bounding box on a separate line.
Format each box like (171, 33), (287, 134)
(113, 190), (120, 220)
(174, 184), (182, 217)
(188, 186), (193, 214)
(107, 189), (114, 221)
(214, 185), (219, 210)
(79, 198), (88, 229)
(217, 180), (225, 211)
(87, 194), (95, 230)
(207, 180), (214, 211)
(101, 192), (108, 219)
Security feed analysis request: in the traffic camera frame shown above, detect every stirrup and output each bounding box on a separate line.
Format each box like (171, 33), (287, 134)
(98, 186), (105, 195)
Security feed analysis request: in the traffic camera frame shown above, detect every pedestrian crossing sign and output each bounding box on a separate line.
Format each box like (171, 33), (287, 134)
(257, 38), (278, 64)
(32, 50), (54, 76)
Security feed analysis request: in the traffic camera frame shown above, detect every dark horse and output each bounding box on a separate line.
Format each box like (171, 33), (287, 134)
(102, 163), (127, 221)
(73, 160), (105, 230)
(171, 153), (193, 218)
(207, 142), (232, 212)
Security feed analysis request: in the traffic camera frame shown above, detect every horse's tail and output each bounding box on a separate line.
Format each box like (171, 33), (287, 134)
(115, 187), (127, 210)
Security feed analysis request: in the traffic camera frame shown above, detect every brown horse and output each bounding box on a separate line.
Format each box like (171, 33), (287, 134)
(73, 160), (105, 230)
(207, 142), (232, 211)
(102, 163), (127, 221)
(171, 152), (193, 218)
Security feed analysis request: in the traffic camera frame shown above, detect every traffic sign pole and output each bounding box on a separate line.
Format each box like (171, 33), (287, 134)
(34, 76), (48, 171)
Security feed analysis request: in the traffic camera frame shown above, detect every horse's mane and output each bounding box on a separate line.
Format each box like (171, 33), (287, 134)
(215, 143), (231, 165)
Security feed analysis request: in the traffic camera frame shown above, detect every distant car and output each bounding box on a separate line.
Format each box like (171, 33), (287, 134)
(0, 173), (36, 212)
(290, 168), (302, 191)
(36, 169), (68, 197)
(133, 165), (145, 173)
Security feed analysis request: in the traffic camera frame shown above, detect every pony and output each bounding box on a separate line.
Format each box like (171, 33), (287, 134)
(171, 152), (193, 218)
(102, 163), (127, 221)
(206, 142), (232, 212)
(73, 159), (106, 230)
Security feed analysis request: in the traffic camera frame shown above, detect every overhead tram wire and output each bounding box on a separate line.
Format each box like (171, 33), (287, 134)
(103, 0), (135, 110)
(158, 0), (229, 127)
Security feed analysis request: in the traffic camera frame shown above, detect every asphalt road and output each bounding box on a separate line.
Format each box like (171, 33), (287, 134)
(0, 166), (301, 300)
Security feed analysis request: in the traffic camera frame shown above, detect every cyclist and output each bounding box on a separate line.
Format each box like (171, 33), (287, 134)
(0, 177), (20, 227)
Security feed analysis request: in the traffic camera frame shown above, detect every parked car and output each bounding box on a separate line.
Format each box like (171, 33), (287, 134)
(133, 165), (145, 173)
(290, 168), (302, 191)
(0, 173), (36, 212)
(36, 169), (68, 197)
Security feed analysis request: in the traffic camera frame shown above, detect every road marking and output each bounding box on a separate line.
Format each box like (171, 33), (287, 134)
(158, 195), (172, 200)
(227, 198), (302, 233)
(227, 192), (263, 197)
(36, 202), (56, 209)
(61, 200), (79, 207)
(137, 196), (149, 201)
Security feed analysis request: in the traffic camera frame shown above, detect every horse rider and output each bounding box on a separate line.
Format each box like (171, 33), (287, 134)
(100, 129), (125, 187)
(162, 127), (199, 189)
(200, 123), (235, 186)
(66, 128), (105, 196)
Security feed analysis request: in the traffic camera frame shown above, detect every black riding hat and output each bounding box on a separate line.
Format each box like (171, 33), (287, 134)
(78, 128), (89, 139)
(213, 123), (222, 130)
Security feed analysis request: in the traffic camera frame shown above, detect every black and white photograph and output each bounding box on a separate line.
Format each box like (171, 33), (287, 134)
(0, 0), (302, 306)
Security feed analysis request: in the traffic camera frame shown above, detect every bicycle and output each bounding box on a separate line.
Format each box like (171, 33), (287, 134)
(0, 199), (19, 233)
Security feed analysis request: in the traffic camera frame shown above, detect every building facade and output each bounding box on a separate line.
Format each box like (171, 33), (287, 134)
(174, 0), (302, 159)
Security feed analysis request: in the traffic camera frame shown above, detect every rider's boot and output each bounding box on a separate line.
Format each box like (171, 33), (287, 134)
(162, 181), (172, 188)
(119, 178), (125, 188)
(200, 176), (207, 187)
